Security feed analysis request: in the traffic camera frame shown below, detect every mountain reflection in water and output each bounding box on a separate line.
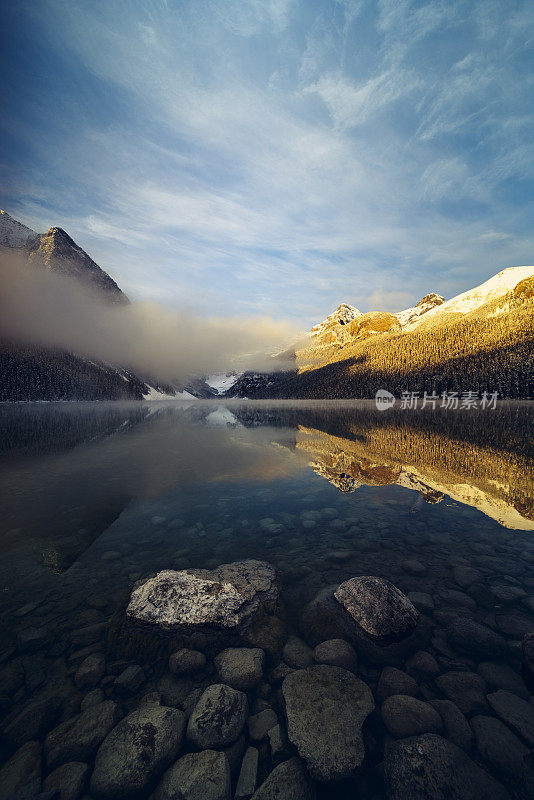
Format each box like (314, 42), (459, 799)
(0, 400), (532, 586)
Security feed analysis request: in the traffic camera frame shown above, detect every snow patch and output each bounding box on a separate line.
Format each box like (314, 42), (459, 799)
(206, 373), (240, 395)
(143, 386), (195, 401)
(206, 406), (239, 426)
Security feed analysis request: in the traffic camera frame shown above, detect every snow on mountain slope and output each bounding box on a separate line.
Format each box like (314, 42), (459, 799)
(0, 210), (36, 248)
(395, 292), (445, 327)
(404, 266), (534, 330)
(143, 386), (195, 400)
(310, 303), (361, 335)
(206, 373), (240, 395)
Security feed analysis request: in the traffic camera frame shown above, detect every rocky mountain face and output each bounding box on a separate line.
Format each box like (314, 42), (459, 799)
(1, 210), (128, 304)
(0, 212), (146, 400)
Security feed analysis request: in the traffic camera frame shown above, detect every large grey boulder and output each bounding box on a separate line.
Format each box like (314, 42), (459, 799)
(187, 684), (248, 749)
(90, 705), (186, 799)
(334, 576), (419, 644)
(126, 560), (279, 632)
(382, 734), (510, 800)
(282, 665), (374, 781)
(152, 750), (231, 800)
(251, 757), (316, 800)
(45, 701), (121, 770)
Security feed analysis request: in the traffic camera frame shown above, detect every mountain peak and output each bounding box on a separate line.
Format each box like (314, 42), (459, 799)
(0, 209), (37, 248)
(1, 210), (129, 305)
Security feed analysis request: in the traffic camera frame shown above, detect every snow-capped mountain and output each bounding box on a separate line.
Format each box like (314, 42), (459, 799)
(395, 292), (445, 327)
(403, 266), (534, 330)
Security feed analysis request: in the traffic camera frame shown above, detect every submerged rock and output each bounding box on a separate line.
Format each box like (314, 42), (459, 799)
(214, 647), (265, 690)
(251, 757), (316, 800)
(126, 560), (279, 632)
(471, 715), (529, 777)
(300, 585), (429, 664)
(90, 705), (186, 799)
(282, 665), (374, 781)
(312, 639), (358, 672)
(382, 733), (510, 800)
(153, 749), (231, 800)
(45, 700), (122, 770)
(0, 740), (42, 800)
(43, 761), (89, 800)
(522, 632), (534, 693)
(187, 684), (248, 749)
(487, 690), (534, 746)
(334, 576), (419, 644)
(381, 695), (442, 738)
(445, 618), (507, 659)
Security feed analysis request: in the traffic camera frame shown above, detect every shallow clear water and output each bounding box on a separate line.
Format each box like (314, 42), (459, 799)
(0, 400), (533, 798)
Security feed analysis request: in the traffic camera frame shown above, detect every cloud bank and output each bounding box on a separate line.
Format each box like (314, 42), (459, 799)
(0, 255), (299, 380)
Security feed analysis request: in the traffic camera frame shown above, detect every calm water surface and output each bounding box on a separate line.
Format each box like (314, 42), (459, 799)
(0, 400), (533, 798)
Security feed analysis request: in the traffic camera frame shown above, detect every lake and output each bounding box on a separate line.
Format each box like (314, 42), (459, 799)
(0, 400), (533, 799)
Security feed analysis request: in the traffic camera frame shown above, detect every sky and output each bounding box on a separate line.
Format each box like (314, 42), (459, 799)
(1, 0), (534, 327)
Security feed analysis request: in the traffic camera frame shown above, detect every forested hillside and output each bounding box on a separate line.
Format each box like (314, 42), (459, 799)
(234, 291), (534, 399)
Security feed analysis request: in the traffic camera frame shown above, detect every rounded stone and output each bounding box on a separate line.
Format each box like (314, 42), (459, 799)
(169, 649), (206, 676)
(446, 618), (507, 659)
(377, 666), (418, 702)
(487, 690), (534, 746)
(471, 714), (529, 777)
(435, 672), (488, 715)
(430, 700), (473, 751)
(282, 637), (314, 669)
(43, 761), (89, 800)
(74, 653), (106, 689)
(251, 757), (316, 800)
(45, 701), (122, 771)
(405, 651), (440, 676)
(282, 665), (374, 781)
(187, 684), (248, 749)
(90, 705), (186, 799)
(382, 733), (509, 800)
(214, 648), (265, 690)
(334, 576), (419, 644)
(312, 639), (358, 672)
(381, 695), (442, 738)
(152, 750), (231, 800)
(0, 740), (41, 800)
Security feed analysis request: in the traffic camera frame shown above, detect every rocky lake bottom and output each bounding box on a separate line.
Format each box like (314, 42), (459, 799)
(0, 400), (533, 800)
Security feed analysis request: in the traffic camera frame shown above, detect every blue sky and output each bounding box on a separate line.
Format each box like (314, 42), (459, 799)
(1, 0), (533, 326)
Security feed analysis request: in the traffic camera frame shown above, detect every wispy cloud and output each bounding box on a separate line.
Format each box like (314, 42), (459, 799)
(1, 0), (533, 327)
